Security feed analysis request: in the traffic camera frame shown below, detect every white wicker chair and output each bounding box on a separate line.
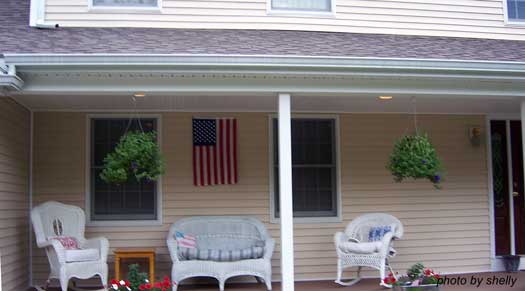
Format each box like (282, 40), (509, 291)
(31, 201), (109, 291)
(167, 216), (274, 291)
(334, 213), (403, 288)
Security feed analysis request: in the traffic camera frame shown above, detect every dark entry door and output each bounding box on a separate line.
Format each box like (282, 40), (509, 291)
(490, 120), (525, 255)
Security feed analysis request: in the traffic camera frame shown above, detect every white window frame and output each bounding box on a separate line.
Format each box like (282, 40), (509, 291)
(269, 114), (342, 224)
(85, 113), (163, 227)
(89, 0), (162, 13)
(267, 0), (336, 17)
(503, 0), (525, 26)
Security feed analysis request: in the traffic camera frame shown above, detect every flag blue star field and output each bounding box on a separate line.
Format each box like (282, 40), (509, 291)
(192, 118), (238, 186)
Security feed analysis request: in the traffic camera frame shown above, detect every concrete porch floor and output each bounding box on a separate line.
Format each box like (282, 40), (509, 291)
(177, 271), (525, 291)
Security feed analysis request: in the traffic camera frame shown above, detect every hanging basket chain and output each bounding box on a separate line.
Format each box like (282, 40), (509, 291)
(412, 96), (419, 135)
(124, 95), (145, 134)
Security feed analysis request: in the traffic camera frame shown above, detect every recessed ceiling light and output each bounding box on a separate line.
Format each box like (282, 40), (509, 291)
(379, 95), (393, 100)
(133, 92), (146, 98)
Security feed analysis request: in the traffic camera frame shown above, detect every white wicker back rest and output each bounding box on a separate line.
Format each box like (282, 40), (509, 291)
(168, 216), (267, 244)
(344, 213), (403, 242)
(31, 201), (86, 247)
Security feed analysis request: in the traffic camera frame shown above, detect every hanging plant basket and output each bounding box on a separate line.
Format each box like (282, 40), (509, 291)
(387, 133), (444, 188)
(100, 131), (165, 184)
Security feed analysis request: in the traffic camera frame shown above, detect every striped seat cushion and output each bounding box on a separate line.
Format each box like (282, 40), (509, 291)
(178, 245), (265, 262)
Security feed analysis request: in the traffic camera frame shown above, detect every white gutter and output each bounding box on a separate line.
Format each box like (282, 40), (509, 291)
(5, 54), (525, 75)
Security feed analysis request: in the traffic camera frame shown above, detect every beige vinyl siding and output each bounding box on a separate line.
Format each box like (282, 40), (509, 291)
(0, 98), (30, 291)
(32, 111), (489, 285)
(45, 0), (525, 41)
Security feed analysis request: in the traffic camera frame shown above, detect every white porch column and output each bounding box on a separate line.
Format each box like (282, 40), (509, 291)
(278, 93), (295, 291)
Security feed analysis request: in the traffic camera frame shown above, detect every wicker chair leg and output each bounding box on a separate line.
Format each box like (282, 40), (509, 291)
(264, 276), (272, 291)
(334, 266), (362, 286)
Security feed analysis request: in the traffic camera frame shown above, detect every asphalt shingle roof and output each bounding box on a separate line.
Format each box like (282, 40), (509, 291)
(3, 0), (525, 61)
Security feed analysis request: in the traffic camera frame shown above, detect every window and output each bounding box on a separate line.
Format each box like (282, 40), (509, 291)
(89, 118), (159, 221)
(270, 0), (333, 12)
(92, 0), (158, 8)
(506, 0), (525, 22)
(272, 117), (339, 219)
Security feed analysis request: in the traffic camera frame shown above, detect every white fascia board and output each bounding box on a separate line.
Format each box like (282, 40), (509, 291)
(6, 54), (525, 76)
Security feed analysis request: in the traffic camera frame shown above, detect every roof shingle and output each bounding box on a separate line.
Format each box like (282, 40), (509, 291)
(3, 0), (525, 62)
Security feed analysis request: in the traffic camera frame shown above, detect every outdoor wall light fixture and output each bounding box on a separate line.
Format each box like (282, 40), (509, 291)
(133, 92), (146, 98)
(379, 95), (393, 100)
(468, 126), (482, 147)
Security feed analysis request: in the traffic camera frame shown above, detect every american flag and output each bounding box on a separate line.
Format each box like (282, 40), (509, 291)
(192, 118), (238, 186)
(175, 231), (197, 248)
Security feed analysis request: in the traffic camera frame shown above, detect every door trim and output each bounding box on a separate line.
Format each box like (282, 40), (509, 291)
(486, 115), (524, 270)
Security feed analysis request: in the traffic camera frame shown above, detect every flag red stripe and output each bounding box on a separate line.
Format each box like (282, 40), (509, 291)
(206, 146), (211, 185)
(226, 119), (232, 184)
(199, 146), (205, 186)
(233, 119), (238, 183)
(213, 140), (219, 185)
(192, 146), (197, 186)
(218, 119), (225, 184)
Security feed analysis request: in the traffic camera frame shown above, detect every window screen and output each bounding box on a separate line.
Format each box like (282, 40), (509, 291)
(273, 118), (337, 218)
(90, 118), (158, 221)
(93, 0), (158, 7)
(271, 0), (332, 12)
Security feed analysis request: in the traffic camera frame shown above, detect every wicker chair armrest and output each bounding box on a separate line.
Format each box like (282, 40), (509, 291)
(264, 238), (275, 260)
(380, 231), (395, 257)
(82, 237), (109, 262)
(167, 236), (180, 263)
(44, 239), (67, 264)
(334, 232), (349, 247)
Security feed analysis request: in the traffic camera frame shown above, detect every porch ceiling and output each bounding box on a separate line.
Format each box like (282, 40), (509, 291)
(10, 92), (521, 115)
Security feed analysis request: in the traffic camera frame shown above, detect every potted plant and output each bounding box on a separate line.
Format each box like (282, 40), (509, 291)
(109, 264), (176, 291)
(100, 131), (165, 184)
(387, 134), (444, 189)
(387, 263), (441, 291)
(502, 255), (521, 272)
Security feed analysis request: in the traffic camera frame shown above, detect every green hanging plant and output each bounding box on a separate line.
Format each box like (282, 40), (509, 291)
(387, 133), (444, 189)
(100, 131), (165, 184)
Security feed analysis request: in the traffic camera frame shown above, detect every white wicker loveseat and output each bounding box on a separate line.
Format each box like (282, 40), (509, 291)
(167, 216), (274, 291)
(334, 213), (403, 288)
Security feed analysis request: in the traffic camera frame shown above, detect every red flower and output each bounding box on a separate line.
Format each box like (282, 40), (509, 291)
(424, 269), (433, 276)
(163, 276), (170, 283)
(383, 276), (396, 285)
(162, 288), (166, 291)
(111, 279), (119, 285)
(154, 282), (162, 288)
(145, 284), (152, 289)
(124, 281), (130, 287)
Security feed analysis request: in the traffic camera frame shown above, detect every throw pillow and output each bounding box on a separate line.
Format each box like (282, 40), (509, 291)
(368, 225), (392, 242)
(51, 236), (80, 250)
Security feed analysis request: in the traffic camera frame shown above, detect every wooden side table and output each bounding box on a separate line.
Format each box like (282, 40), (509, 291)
(114, 248), (155, 283)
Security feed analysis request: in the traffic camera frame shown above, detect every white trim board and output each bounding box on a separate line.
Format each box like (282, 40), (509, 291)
(268, 113), (342, 224)
(84, 113), (163, 227)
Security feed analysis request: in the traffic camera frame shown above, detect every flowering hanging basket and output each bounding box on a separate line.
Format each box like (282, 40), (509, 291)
(387, 134), (444, 188)
(100, 131), (165, 184)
